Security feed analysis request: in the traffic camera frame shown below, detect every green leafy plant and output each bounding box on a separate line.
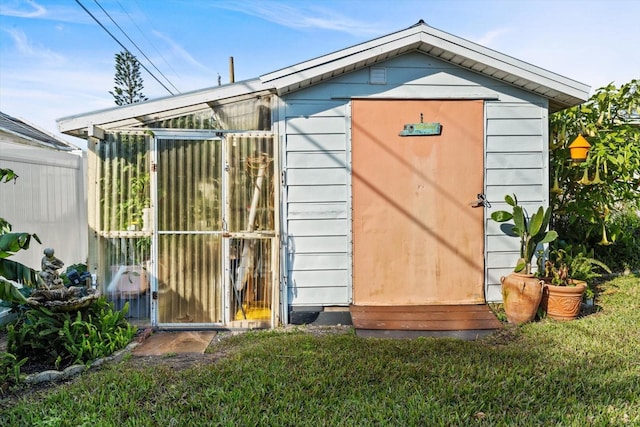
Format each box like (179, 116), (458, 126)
(550, 80), (640, 257)
(0, 351), (27, 394)
(7, 297), (136, 369)
(116, 171), (150, 231)
(541, 243), (612, 286)
(592, 207), (640, 272)
(490, 194), (558, 274)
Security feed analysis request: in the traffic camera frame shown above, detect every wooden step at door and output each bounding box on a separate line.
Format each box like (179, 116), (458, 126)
(350, 304), (502, 332)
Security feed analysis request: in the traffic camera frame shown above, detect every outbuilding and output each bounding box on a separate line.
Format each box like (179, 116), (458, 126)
(58, 21), (590, 334)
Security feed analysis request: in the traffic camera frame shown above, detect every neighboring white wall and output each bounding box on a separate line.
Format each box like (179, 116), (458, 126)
(0, 140), (87, 271)
(280, 52), (548, 307)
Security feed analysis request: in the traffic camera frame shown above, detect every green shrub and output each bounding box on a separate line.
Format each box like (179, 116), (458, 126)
(594, 207), (640, 272)
(0, 351), (27, 393)
(555, 206), (640, 273)
(7, 297), (136, 369)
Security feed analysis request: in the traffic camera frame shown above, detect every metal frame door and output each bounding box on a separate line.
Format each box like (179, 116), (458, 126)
(151, 130), (226, 327)
(149, 130), (277, 327)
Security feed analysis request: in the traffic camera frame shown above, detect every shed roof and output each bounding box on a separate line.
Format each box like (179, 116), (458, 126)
(58, 21), (590, 136)
(1, 111), (76, 150)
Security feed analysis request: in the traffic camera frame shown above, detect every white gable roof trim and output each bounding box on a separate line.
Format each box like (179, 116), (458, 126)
(58, 21), (589, 136)
(261, 22), (590, 110)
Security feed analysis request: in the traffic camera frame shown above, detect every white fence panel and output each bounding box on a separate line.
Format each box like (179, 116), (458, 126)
(0, 141), (87, 270)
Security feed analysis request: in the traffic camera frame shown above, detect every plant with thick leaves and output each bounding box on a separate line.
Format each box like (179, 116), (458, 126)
(491, 194), (558, 274)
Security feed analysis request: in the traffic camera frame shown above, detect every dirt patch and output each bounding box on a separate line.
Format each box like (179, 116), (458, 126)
(480, 324), (521, 346)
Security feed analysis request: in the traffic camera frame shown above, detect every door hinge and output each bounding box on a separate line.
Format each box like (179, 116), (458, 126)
(281, 170), (286, 186)
(151, 163), (157, 172)
(152, 291), (158, 300)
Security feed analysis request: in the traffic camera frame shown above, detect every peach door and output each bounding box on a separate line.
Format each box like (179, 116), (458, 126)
(351, 99), (485, 305)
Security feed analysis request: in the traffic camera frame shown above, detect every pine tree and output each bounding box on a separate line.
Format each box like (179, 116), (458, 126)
(109, 51), (148, 106)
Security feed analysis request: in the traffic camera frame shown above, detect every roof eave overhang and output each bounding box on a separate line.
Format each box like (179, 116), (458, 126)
(261, 24), (590, 112)
(58, 23), (591, 138)
(57, 79), (274, 137)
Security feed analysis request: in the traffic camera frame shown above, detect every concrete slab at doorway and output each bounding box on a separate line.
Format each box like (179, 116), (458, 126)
(133, 331), (217, 356)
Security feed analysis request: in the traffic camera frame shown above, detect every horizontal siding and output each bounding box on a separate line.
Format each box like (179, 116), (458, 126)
(485, 283), (503, 302)
(285, 116), (345, 134)
(486, 169), (541, 186)
(283, 101), (346, 117)
(484, 99), (547, 298)
(486, 235), (520, 252)
(486, 185), (544, 202)
(486, 135), (542, 153)
(485, 103), (542, 119)
(486, 153), (543, 169)
(287, 152), (347, 168)
(289, 270), (348, 287)
(287, 168), (347, 186)
(283, 99), (351, 307)
(330, 85), (502, 100)
(486, 119), (542, 136)
(287, 202), (348, 220)
(288, 219), (348, 236)
(287, 134), (347, 151)
(282, 52), (549, 308)
(288, 185), (346, 202)
(285, 53), (545, 105)
(487, 252), (520, 269)
(487, 268), (515, 288)
(288, 253), (350, 270)
(288, 286), (348, 306)
(288, 236), (348, 253)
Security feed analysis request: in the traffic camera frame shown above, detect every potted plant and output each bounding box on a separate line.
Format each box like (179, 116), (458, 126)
(540, 244), (611, 320)
(491, 194), (558, 324)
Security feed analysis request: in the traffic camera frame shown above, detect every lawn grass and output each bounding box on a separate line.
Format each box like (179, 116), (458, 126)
(2, 275), (639, 426)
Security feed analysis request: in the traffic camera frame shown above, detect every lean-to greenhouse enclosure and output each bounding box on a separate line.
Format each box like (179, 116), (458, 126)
(59, 21), (589, 333)
(73, 95), (277, 328)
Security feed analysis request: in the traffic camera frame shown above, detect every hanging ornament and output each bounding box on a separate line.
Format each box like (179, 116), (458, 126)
(569, 135), (591, 162)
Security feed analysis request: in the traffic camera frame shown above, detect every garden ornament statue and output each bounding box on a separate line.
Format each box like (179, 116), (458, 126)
(38, 247), (65, 289)
(28, 248), (98, 310)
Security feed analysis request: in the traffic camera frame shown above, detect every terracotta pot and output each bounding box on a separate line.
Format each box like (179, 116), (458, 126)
(500, 273), (544, 325)
(541, 280), (587, 321)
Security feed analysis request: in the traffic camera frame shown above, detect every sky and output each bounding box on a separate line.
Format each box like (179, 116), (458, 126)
(0, 0), (638, 148)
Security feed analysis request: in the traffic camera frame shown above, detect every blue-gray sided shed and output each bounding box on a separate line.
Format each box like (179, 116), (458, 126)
(58, 21), (590, 332)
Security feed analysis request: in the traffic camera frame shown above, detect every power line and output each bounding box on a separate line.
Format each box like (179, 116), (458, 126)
(74, 0), (175, 96)
(93, 0), (180, 94)
(116, 0), (183, 85)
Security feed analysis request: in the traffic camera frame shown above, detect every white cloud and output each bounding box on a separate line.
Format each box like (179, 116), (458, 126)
(213, 0), (382, 37)
(474, 28), (512, 48)
(152, 30), (212, 74)
(0, 0), (90, 24)
(0, 0), (46, 18)
(3, 28), (65, 65)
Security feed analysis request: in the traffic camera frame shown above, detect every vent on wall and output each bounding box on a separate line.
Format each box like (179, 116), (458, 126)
(369, 67), (387, 85)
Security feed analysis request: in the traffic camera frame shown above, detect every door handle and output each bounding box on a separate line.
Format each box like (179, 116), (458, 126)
(471, 193), (491, 208)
